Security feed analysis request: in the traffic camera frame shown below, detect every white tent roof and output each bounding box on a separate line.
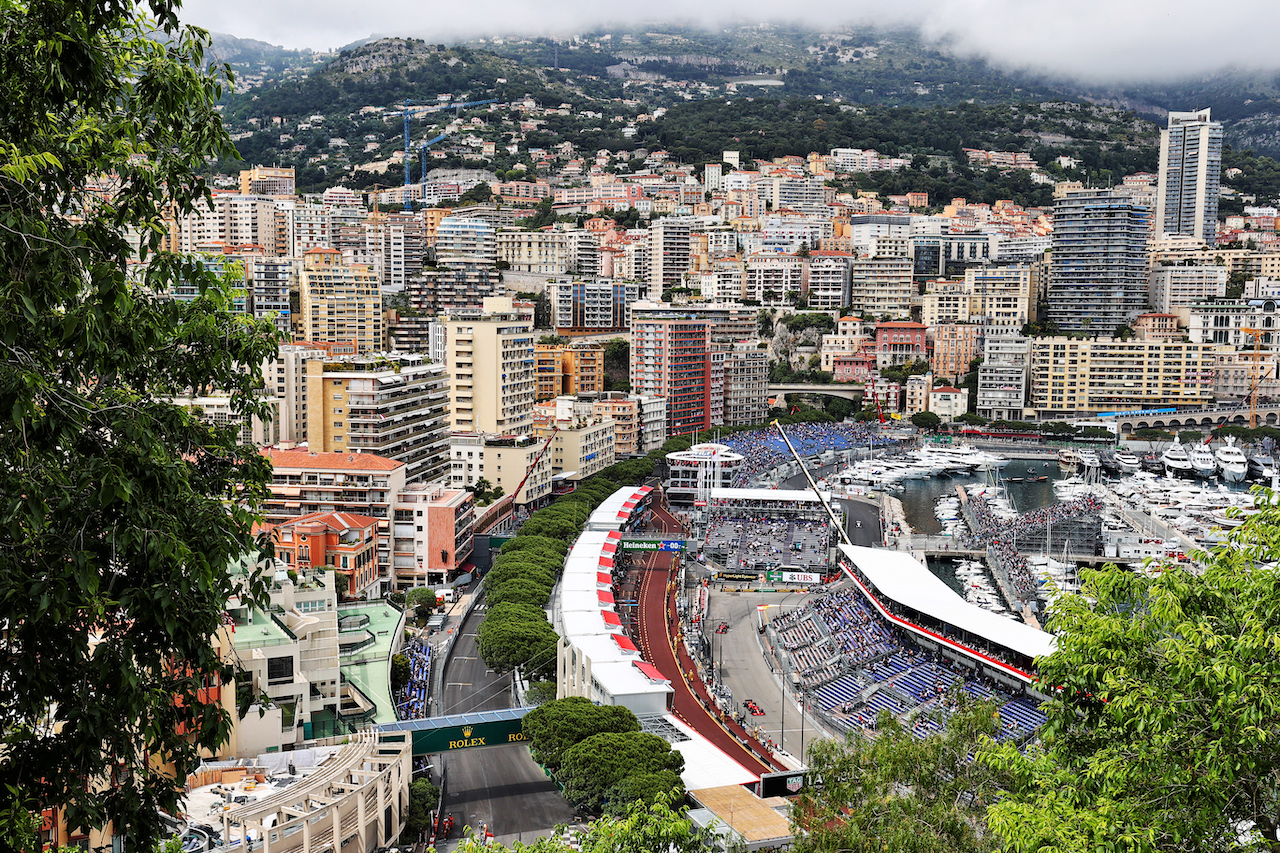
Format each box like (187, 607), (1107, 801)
(664, 714), (760, 789)
(838, 544), (1056, 661)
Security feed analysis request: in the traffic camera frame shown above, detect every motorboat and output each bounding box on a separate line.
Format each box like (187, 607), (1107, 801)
(1187, 442), (1218, 479)
(1248, 454), (1278, 482)
(1114, 450), (1142, 474)
(1214, 437), (1248, 483)
(1057, 448), (1080, 473)
(1161, 439), (1195, 479)
(1076, 449), (1101, 470)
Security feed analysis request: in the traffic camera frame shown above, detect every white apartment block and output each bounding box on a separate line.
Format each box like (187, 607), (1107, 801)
(436, 215), (497, 263)
(263, 344), (328, 445)
(446, 297), (536, 434)
(977, 336), (1031, 421)
(1028, 337), (1213, 418)
(1149, 264), (1227, 323)
(847, 256), (914, 318)
(744, 253), (805, 305)
(805, 252), (853, 310)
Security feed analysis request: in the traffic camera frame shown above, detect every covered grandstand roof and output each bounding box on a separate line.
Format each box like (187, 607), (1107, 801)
(838, 545), (1056, 661)
(589, 486), (654, 526)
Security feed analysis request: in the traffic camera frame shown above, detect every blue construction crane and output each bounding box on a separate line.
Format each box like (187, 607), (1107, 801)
(386, 97), (498, 209)
(417, 133), (449, 183)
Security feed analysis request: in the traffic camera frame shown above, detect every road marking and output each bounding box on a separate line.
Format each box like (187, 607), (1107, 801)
(456, 656), (477, 660)
(447, 682), (472, 687)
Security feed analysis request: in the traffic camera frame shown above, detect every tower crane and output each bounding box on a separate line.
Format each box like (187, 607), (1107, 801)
(1242, 328), (1265, 429)
(386, 97), (498, 209)
(509, 427), (558, 510)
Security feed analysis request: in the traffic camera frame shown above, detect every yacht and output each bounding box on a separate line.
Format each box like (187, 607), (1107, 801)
(1187, 442), (1218, 479)
(1248, 454), (1279, 482)
(1076, 449), (1101, 470)
(1161, 439), (1195, 479)
(1114, 450), (1142, 474)
(1057, 448), (1080, 473)
(1214, 437), (1248, 483)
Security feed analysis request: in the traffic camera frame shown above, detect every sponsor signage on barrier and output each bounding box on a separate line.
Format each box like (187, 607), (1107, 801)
(765, 570), (821, 584)
(621, 539), (685, 551)
(758, 770), (810, 798)
(717, 572), (759, 582)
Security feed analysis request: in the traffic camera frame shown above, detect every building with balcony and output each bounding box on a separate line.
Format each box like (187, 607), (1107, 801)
(299, 248), (383, 353)
(270, 512), (383, 599)
(304, 354), (450, 483)
(874, 320), (928, 369)
(1027, 337), (1213, 418)
(1148, 263), (1227, 323)
(446, 297), (536, 434)
(548, 278), (642, 333)
(930, 322), (982, 381)
(631, 314), (713, 437)
(448, 432), (553, 508)
(1156, 109), (1222, 244)
(847, 256), (914, 319)
(393, 482), (475, 589)
(535, 414), (617, 482)
(977, 336), (1031, 422)
(536, 341), (606, 400)
(1045, 190), (1150, 332)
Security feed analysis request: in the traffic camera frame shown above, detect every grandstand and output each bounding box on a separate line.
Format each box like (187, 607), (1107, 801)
(764, 545), (1053, 742)
(700, 488), (835, 575)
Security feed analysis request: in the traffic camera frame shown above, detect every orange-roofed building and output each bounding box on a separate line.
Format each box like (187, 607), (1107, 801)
(270, 511), (382, 599)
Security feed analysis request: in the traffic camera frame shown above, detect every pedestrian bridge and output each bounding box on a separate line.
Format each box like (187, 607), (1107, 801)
(377, 707), (535, 757)
(768, 382), (864, 401)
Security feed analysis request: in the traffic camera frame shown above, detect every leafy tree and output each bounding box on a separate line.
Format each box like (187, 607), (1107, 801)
(1178, 430), (1205, 445)
(911, 411), (942, 431)
(605, 772), (686, 817)
(984, 521), (1280, 851)
(0, 0), (281, 846)
(476, 606), (559, 680)
(400, 778), (440, 843)
(793, 696), (1006, 853)
(405, 587), (437, 610)
(522, 697), (640, 770)
(525, 680), (558, 706)
(1131, 428), (1173, 442)
(559, 732), (684, 814)
(956, 412), (989, 426)
(390, 654), (411, 692)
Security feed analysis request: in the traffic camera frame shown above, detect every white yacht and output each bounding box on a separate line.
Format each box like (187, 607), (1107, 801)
(1057, 448), (1080, 473)
(1076, 449), (1101, 470)
(1114, 450), (1142, 474)
(1214, 437), (1248, 483)
(1187, 442), (1218, 479)
(1248, 454), (1278, 482)
(1161, 439), (1195, 479)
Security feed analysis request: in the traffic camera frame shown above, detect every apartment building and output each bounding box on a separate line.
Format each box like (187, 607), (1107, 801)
(304, 353), (450, 483)
(262, 343), (328, 445)
(1028, 337), (1213, 418)
(534, 415), (617, 482)
(931, 323), (981, 380)
(874, 321), (928, 369)
(448, 433), (553, 508)
(804, 251), (853, 310)
(365, 212), (425, 292)
(1148, 263), (1227, 323)
(1156, 109), (1223, 244)
(629, 300), (760, 344)
(299, 247), (383, 352)
(535, 341), (605, 400)
(239, 165), (296, 197)
(174, 193), (285, 255)
(394, 482), (475, 589)
(650, 219), (693, 298)
(977, 336), (1031, 421)
(548, 278), (642, 332)
(435, 215), (497, 263)
(1045, 189), (1150, 332)
(246, 255), (297, 336)
(631, 314), (712, 436)
(408, 257), (503, 314)
(744, 252), (805, 305)
(904, 373), (933, 417)
(172, 393), (280, 447)
(446, 297), (536, 434)
(720, 343), (769, 427)
(847, 256), (914, 319)
(496, 229), (599, 276)
(1187, 299), (1280, 350)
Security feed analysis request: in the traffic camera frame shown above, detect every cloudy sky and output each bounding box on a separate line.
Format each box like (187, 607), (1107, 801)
(179, 0), (1280, 83)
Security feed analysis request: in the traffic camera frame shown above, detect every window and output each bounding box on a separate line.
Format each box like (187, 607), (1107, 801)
(267, 656), (294, 684)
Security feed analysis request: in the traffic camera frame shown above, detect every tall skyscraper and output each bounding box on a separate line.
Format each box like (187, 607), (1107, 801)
(1046, 189), (1150, 332)
(1156, 108), (1223, 244)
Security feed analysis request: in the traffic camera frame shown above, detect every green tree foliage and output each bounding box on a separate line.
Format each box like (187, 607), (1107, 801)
(1131, 428), (1174, 442)
(0, 0), (282, 845)
(910, 411), (942, 430)
(390, 653), (411, 692)
(956, 412), (990, 426)
(401, 778), (441, 843)
(476, 602), (559, 680)
(984, 521), (1280, 851)
(559, 732), (685, 814)
(522, 697), (641, 770)
(792, 696), (1006, 853)
(1178, 430), (1205, 445)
